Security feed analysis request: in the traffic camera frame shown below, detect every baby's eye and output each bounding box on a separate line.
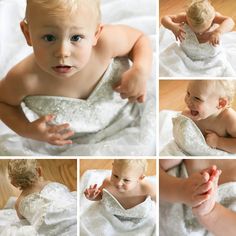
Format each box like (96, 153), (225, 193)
(71, 35), (83, 42)
(194, 97), (202, 102)
(42, 34), (56, 42)
(124, 179), (130, 182)
(113, 174), (118, 178)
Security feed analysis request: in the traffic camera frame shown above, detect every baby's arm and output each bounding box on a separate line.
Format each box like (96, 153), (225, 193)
(0, 70), (74, 145)
(101, 25), (152, 103)
(193, 167), (236, 236)
(160, 160), (211, 207)
(161, 13), (187, 42)
(15, 198), (25, 219)
(196, 203), (236, 236)
(205, 109), (236, 153)
(209, 12), (235, 46)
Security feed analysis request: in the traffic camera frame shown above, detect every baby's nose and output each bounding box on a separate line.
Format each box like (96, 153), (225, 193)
(54, 41), (71, 59)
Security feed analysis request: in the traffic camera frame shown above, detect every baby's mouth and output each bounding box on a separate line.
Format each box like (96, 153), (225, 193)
(190, 110), (199, 116)
(52, 65), (72, 73)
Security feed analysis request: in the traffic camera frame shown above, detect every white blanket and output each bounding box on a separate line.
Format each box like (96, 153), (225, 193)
(160, 163), (236, 236)
(0, 0), (156, 156)
(0, 191), (77, 236)
(80, 170), (156, 236)
(159, 110), (235, 156)
(159, 25), (236, 77)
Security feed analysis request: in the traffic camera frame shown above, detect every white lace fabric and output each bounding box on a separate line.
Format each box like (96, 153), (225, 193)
(18, 182), (77, 235)
(101, 188), (153, 222)
(172, 114), (233, 156)
(23, 58), (132, 135)
(180, 24), (221, 60)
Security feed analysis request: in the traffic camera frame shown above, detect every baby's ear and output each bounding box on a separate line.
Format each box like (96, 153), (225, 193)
(92, 24), (103, 46)
(217, 97), (228, 109)
(20, 20), (32, 46)
(139, 175), (145, 180)
(36, 166), (42, 177)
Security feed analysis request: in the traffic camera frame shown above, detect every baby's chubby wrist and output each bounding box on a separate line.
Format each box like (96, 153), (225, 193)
(194, 203), (217, 222)
(131, 63), (150, 79)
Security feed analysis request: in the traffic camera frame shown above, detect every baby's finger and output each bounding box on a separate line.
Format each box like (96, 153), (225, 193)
(137, 95), (145, 103)
(113, 85), (122, 93)
(194, 181), (212, 195)
(48, 123), (70, 134)
(49, 138), (73, 146)
(92, 184), (97, 189)
(128, 96), (138, 103)
(120, 93), (129, 99)
(55, 130), (75, 140)
(39, 114), (55, 123)
(192, 193), (209, 207)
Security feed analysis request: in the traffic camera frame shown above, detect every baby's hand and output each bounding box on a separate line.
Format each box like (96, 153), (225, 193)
(208, 30), (221, 46)
(171, 23), (186, 42)
(205, 130), (219, 149)
(29, 114), (74, 145)
(113, 67), (147, 103)
(181, 171), (211, 207)
(84, 184), (102, 201)
(192, 166), (221, 216)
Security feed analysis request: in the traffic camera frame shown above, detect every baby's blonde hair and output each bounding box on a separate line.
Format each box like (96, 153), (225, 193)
(212, 80), (236, 104)
(113, 159), (148, 175)
(8, 160), (39, 190)
(199, 80), (236, 105)
(26, 0), (101, 23)
(186, 0), (215, 27)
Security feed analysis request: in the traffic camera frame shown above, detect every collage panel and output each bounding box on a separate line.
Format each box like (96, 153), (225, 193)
(159, 0), (236, 77)
(159, 158), (236, 235)
(80, 158), (157, 235)
(0, 0), (156, 157)
(0, 158), (77, 235)
(159, 79), (236, 156)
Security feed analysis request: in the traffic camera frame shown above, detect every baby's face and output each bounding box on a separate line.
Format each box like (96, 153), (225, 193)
(24, 4), (100, 79)
(184, 81), (220, 120)
(110, 164), (143, 193)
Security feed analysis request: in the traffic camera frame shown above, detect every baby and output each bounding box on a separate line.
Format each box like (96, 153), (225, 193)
(161, 0), (235, 46)
(8, 159), (77, 235)
(160, 159), (236, 235)
(84, 159), (156, 208)
(182, 80), (236, 154)
(0, 0), (152, 146)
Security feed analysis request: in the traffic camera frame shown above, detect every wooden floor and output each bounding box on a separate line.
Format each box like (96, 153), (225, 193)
(0, 159), (77, 209)
(159, 80), (236, 111)
(159, 0), (236, 31)
(80, 159), (156, 177)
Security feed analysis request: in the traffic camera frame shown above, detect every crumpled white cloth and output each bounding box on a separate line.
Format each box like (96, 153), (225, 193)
(0, 183), (77, 236)
(160, 113), (235, 156)
(160, 163), (236, 236)
(0, 0), (156, 156)
(80, 170), (156, 236)
(159, 24), (236, 77)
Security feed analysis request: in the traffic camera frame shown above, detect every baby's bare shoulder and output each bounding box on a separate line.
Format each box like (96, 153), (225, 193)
(0, 54), (39, 104)
(141, 179), (156, 200)
(222, 108), (236, 122)
(223, 108), (236, 134)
